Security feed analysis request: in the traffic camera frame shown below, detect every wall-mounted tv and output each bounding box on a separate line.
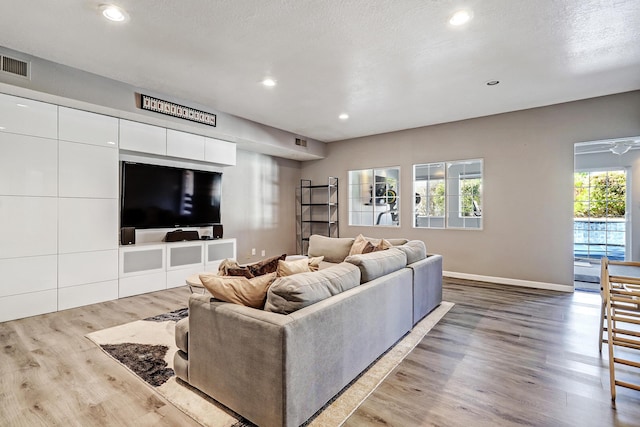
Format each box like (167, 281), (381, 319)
(121, 162), (222, 229)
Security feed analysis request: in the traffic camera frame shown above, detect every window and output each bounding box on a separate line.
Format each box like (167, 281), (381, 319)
(348, 167), (400, 227)
(413, 159), (482, 229)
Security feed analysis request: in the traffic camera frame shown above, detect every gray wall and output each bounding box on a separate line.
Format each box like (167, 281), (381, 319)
(301, 91), (640, 286)
(224, 150), (300, 263)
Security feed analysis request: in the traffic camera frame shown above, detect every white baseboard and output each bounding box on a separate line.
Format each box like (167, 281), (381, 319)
(443, 271), (574, 293)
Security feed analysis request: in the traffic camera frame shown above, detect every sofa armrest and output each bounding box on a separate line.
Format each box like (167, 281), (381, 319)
(408, 254), (443, 324)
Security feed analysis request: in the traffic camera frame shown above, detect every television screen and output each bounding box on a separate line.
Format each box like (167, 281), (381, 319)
(121, 162), (222, 229)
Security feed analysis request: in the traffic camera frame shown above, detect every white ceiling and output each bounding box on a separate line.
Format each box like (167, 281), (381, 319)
(1, 0), (639, 142)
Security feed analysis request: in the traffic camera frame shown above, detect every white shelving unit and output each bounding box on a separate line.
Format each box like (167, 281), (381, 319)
(0, 92), (238, 322)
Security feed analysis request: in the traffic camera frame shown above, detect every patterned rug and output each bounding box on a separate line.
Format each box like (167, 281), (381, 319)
(86, 302), (454, 427)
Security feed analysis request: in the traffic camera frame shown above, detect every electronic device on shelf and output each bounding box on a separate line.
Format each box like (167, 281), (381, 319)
(120, 162), (222, 229)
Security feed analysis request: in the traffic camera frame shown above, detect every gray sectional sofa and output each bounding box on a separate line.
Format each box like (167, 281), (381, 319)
(173, 235), (443, 427)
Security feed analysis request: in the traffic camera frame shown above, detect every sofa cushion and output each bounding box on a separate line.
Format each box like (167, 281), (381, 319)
(199, 272), (277, 308)
(345, 248), (407, 283)
(308, 235), (355, 263)
(277, 258), (311, 276)
(264, 262), (361, 314)
(218, 254), (287, 278)
(348, 234), (375, 256)
(396, 240), (427, 264)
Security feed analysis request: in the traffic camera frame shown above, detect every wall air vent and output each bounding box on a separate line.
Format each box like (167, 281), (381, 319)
(295, 138), (307, 147)
(1, 55), (30, 79)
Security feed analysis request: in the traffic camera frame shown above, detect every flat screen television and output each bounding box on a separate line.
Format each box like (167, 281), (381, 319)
(121, 162), (222, 229)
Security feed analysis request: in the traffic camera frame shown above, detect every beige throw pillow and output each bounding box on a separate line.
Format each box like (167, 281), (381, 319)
(372, 238), (392, 251)
(277, 258), (311, 277)
(349, 234), (375, 255)
(199, 272), (277, 308)
(308, 256), (324, 272)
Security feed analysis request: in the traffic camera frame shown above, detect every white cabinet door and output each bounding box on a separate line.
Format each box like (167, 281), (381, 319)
(0, 133), (58, 197)
(205, 137), (236, 166)
(58, 107), (119, 147)
(0, 196), (58, 258)
(0, 290), (57, 322)
(58, 250), (118, 288)
(58, 198), (118, 253)
(119, 244), (166, 277)
(0, 93), (57, 139)
(58, 280), (118, 310)
(0, 255), (57, 297)
(167, 129), (205, 160)
(167, 265), (203, 289)
(119, 119), (166, 155)
(119, 272), (167, 298)
(59, 142), (118, 198)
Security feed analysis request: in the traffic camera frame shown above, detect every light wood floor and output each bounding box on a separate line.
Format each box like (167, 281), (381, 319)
(346, 278), (640, 427)
(1, 279), (639, 426)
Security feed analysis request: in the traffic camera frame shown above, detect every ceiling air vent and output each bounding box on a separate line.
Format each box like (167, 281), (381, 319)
(295, 138), (307, 147)
(1, 55), (30, 79)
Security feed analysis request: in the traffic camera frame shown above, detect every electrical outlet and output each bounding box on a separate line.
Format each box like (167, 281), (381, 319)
(251, 248), (256, 256)
(261, 249), (266, 256)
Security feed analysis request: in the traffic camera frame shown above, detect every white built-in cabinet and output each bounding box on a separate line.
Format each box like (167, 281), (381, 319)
(167, 129), (204, 160)
(0, 93), (237, 322)
(57, 107), (120, 311)
(119, 119), (166, 155)
(119, 238), (236, 296)
(0, 95), (60, 322)
(205, 137), (237, 165)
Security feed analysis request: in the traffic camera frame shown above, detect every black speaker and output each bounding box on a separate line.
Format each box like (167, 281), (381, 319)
(212, 224), (223, 239)
(165, 229), (200, 242)
(121, 227), (135, 245)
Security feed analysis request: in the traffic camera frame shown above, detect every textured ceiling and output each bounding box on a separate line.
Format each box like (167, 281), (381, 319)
(1, 0), (639, 142)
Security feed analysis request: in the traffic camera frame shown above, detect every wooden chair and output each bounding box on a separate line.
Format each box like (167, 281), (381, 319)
(600, 257), (640, 403)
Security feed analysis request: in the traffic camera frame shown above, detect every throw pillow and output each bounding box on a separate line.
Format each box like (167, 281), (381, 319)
(308, 255), (325, 272)
(277, 258), (311, 277)
(372, 238), (392, 252)
(349, 234), (375, 255)
(247, 254), (287, 277)
(199, 272), (277, 308)
(226, 267), (255, 279)
(217, 258), (240, 276)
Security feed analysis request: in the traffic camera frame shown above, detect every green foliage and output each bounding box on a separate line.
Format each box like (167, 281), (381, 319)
(460, 178), (481, 217)
(574, 171), (626, 218)
(415, 180), (445, 216)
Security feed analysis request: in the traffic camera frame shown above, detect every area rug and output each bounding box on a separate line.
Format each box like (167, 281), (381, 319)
(86, 301), (454, 427)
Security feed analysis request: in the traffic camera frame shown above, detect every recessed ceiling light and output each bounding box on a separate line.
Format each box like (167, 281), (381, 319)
(449, 10), (473, 26)
(486, 80), (500, 86)
(16, 103), (28, 108)
(100, 4), (128, 22)
(262, 78), (277, 87)
(339, 113), (349, 120)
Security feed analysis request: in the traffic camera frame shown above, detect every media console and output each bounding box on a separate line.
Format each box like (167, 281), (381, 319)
(119, 238), (236, 298)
